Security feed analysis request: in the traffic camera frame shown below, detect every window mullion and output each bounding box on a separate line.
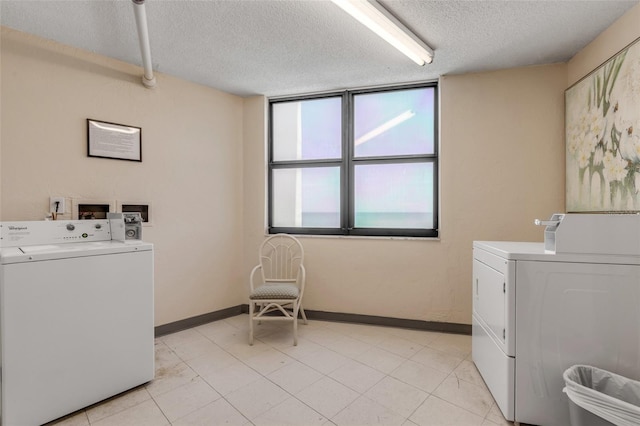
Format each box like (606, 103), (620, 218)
(351, 156), (434, 166)
(270, 159), (342, 169)
(342, 92), (352, 234)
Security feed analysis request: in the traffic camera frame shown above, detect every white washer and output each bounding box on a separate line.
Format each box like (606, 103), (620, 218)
(472, 241), (640, 426)
(0, 220), (154, 426)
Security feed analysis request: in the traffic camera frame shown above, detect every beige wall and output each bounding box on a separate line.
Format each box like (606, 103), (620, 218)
(568, 2), (640, 86)
(242, 63), (567, 324)
(0, 28), (245, 326)
(2, 1), (635, 328)
(242, 96), (268, 284)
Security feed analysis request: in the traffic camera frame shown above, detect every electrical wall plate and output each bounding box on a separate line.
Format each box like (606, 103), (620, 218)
(50, 197), (66, 214)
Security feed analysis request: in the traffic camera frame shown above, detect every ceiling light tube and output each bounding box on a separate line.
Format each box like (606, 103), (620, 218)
(331, 0), (434, 66)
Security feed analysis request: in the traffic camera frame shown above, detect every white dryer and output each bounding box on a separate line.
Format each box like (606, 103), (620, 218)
(0, 219), (154, 426)
(472, 214), (640, 426)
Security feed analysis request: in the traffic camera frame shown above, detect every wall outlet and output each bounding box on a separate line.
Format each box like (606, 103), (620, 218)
(50, 197), (66, 214)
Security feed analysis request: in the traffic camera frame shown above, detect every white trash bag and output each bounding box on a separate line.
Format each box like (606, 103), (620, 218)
(563, 365), (640, 426)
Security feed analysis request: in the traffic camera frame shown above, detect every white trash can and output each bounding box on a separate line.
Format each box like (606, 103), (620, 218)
(563, 365), (640, 426)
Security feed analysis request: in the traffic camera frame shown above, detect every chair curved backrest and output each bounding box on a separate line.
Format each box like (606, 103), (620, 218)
(258, 234), (304, 284)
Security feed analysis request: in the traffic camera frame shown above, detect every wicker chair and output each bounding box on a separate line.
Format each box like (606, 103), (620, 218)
(248, 234), (307, 346)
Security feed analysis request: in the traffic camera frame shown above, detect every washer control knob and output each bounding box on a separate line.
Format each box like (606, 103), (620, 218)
(95, 223), (102, 229)
(66, 223), (75, 231)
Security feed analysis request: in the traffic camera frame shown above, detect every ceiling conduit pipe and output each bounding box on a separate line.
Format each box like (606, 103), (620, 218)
(132, 0), (156, 88)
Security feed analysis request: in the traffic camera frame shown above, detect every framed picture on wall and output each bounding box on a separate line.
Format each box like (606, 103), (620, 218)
(565, 37), (640, 212)
(87, 119), (142, 162)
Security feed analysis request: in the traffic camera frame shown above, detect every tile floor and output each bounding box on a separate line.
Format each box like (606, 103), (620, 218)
(49, 314), (513, 426)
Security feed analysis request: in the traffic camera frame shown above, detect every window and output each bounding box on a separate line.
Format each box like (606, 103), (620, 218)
(268, 83), (438, 237)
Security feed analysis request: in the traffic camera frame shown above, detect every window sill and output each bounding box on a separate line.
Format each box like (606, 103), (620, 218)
(264, 232), (440, 242)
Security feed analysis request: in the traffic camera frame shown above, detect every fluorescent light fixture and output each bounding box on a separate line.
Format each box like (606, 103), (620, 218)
(355, 109), (415, 146)
(331, 0), (433, 66)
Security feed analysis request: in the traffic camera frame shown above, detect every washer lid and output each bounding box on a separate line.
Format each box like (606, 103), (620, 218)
(474, 241), (640, 265)
(0, 240), (152, 264)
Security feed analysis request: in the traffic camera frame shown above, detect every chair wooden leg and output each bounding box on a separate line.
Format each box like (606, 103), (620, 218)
(249, 301), (254, 345)
(300, 305), (308, 324)
(293, 301), (299, 346)
(257, 302), (262, 325)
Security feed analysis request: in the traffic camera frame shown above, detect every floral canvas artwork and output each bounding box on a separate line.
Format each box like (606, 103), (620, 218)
(566, 37), (640, 212)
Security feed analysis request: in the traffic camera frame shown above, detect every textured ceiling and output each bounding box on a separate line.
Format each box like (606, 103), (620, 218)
(1, 0), (638, 97)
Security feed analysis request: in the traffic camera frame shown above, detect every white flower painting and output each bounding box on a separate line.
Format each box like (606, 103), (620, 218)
(566, 37), (640, 212)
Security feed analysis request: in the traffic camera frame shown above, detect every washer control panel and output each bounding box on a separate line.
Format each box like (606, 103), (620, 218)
(1, 220), (112, 247)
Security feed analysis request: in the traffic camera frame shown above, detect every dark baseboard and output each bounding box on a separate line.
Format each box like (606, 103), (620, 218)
(154, 305), (244, 337)
(299, 308), (471, 335)
(156, 304), (470, 337)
